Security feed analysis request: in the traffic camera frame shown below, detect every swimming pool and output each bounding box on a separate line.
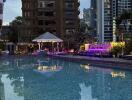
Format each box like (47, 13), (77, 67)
(0, 56), (132, 100)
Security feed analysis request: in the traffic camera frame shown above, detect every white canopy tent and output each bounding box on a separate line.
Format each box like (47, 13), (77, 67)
(33, 32), (63, 42)
(32, 32), (63, 51)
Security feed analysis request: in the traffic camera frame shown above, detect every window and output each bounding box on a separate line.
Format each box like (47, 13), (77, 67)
(66, 29), (75, 34)
(65, 2), (74, 8)
(38, 20), (44, 25)
(45, 12), (54, 16)
(38, 1), (45, 8)
(45, 20), (56, 25)
(0, 3), (3, 14)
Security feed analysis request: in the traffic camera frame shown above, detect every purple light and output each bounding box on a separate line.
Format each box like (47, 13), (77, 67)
(89, 44), (111, 49)
(89, 49), (109, 52)
(87, 44), (112, 55)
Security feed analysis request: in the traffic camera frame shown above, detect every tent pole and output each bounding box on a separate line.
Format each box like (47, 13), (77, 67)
(57, 42), (59, 52)
(52, 42), (53, 53)
(38, 42), (41, 50)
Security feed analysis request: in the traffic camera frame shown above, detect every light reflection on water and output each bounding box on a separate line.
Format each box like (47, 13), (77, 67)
(0, 56), (132, 100)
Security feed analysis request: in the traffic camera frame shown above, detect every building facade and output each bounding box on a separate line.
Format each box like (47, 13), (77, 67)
(21, 0), (80, 42)
(0, 0), (6, 33)
(90, 0), (97, 36)
(83, 8), (91, 26)
(97, 0), (132, 43)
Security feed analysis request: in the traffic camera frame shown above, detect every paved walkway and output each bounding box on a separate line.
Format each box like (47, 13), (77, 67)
(50, 55), (132, 70)
(62, 55), (132, 63)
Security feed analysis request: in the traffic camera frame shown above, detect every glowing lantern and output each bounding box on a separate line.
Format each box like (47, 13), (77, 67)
(85, 44), (89, 51)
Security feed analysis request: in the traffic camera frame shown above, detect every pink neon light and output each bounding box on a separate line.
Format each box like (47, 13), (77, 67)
(87, 44), (112, 54)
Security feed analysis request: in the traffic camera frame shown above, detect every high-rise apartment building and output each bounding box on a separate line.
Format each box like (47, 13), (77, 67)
(21, 0), (80, 41)
(97, 0), (132, 42)
(0, 0), (6, 31)
(83, 8), (91, 26)
(90, 0), (97, 37)
(90, 0), (97, 28)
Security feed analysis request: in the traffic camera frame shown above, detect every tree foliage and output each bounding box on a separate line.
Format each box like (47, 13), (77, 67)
(8, 16), (23, 43)
(0, 42), (5, 50)
(79, 20), (96, 43)
(80, 20), (88, 33)
(116, 10), (132, 41)
(124, 40), (132, 55)
(10, 16), (23, 26)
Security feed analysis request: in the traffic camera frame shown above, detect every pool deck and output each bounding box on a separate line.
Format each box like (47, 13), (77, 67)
(49, 55), (132, 70)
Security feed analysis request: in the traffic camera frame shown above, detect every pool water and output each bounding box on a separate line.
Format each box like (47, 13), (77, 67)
(0, 56), (132, 100)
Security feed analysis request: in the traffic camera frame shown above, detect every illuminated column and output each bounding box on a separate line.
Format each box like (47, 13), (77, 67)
(113, 17), (116, 42)
(112, 0), (117, 42)
(85, 44), (89, 51)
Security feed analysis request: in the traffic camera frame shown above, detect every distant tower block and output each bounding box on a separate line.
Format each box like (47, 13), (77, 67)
(0, 0), (5, 29)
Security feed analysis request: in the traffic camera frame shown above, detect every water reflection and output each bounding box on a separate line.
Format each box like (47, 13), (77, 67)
(0, 75), (5, 100)
(80, 64), (91, 71)
(0, 56), (131, 100)
(7, 70), (24, 97)
(34, 59), (63, 77)
(111, 71), (125, 78)
(80, 84), (97, 100)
